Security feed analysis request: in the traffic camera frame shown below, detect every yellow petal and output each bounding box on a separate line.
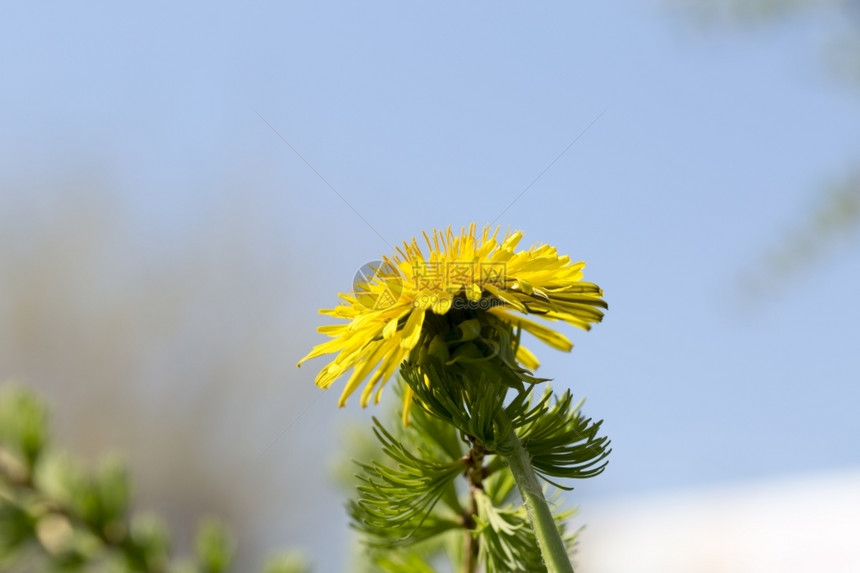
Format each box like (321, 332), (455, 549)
(383, 315), (400, 339)
(483, 284), (528, 313)
(466, 283), (482, 302)
(489, 308), (573, 352)
(431, 293), (453, 314)
(401, 385), (415, 426)
(516, 344), (540, 370)
(400, 308), (426, 350)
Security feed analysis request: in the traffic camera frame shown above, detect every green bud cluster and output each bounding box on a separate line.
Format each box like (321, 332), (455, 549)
(411, 304), (547, 393)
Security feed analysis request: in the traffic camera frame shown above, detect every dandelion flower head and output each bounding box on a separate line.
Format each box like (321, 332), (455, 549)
(298, 224), (607, 412)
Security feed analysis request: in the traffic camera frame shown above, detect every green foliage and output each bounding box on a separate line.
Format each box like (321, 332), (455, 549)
(372, 551), (440, 573)
(34, 451), (132, 543)
(194, 518), (234, 573)
(345, 294), (611, 571)
(402, 361), (611, 488)
(518, 390), (611, 489)
(262, 551), (311, 573)
(128, 513), (170, 571)
(0, 384), (48, 471)
(400, 360), (519, 455)
(0, 496), (35, 566)
(357, 531), (461, 573)
(473, 490), (576, 573)
(348, 368), (608, 572)
(349, 418), (464, 547)
(0, 381), (309, 573)
(348, 392), (467, 571)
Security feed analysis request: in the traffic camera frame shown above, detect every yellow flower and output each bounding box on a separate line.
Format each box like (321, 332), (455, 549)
(298, 224), (607, 414)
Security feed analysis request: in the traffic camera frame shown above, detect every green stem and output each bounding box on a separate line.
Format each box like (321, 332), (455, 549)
(501, 429), (574, 573)
(462, 440), (485, 573)
(462, 485), (479, 573)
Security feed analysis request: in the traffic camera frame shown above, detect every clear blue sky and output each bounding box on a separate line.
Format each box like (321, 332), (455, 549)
(3, 2), (859, 570)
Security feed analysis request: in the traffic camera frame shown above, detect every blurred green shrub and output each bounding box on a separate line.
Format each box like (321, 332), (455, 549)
(0, 382), (309, 573)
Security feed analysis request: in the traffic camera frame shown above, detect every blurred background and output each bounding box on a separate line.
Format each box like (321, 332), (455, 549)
(1, 1), (858, 571)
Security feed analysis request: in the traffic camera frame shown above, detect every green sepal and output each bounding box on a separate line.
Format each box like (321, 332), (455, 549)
(400, 360), (519, 455)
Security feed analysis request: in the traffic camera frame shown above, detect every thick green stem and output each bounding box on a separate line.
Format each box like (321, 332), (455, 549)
(501, 429), (575, 573)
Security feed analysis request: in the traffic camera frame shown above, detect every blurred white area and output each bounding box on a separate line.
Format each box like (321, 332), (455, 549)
(576, 468), (860, 573)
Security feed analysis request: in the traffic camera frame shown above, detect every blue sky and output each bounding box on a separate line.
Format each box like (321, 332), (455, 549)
(3, 2), (859, 570)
